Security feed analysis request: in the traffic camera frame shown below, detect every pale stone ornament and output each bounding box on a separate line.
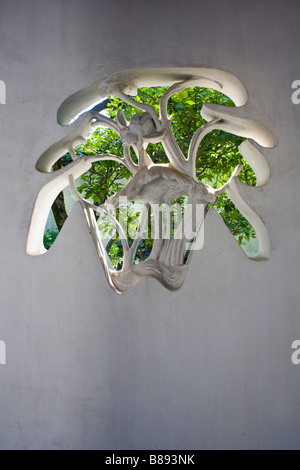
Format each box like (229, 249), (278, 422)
(27, 68), (276, 294)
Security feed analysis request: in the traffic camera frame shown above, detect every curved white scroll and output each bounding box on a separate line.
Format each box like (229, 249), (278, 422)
(188, 104), (276, 184)
(27, 152), (134, 257)
(227, 178), (270, 260)
(36, 112), (120, 173)
(26, 159), (93, 255)
(238, 140), (271, 187)
(196, 102), (275, 259)
(201, 103), (277, 148)
(36, 114), (94, 173)
(57, 68), (248, 126)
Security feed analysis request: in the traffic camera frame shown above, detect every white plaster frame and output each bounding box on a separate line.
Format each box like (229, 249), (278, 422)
(27, 68), (277, 293)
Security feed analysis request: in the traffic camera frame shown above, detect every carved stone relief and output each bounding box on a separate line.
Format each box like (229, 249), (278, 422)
(27, 68), (277, 294)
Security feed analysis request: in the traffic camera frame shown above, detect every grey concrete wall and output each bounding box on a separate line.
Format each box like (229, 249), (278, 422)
(0, 0), (300, 450)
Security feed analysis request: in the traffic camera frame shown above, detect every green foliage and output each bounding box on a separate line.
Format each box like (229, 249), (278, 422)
(108, 242), (123, 270)
(75, 128), (131, 206)
(43, 229), (59, 250)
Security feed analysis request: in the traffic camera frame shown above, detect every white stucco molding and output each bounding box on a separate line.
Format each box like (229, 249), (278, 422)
(27, 68), (277, 293)
(57, 68), (248, 126)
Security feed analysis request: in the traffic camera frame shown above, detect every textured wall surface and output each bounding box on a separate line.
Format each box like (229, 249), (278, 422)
(0, 0), (299, 450)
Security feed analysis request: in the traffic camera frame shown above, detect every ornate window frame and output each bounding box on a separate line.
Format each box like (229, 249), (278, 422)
(27, 68), (276, 294)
